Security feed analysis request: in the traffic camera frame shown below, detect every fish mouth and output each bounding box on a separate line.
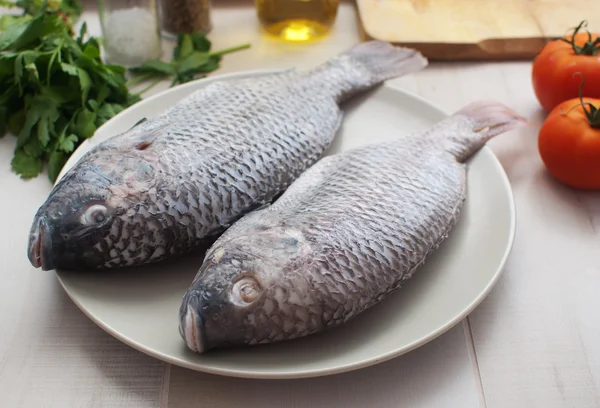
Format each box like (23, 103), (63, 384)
(27, 217), (54, 271)
(180, 296), (206, 354)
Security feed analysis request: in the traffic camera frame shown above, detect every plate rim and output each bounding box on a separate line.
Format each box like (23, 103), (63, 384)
(55, 69), (516, 379)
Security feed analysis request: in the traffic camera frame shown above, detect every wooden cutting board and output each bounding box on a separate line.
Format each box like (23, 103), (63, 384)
(355, 0), (600, 60)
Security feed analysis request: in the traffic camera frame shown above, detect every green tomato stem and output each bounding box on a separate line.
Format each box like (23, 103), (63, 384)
(557, 20), (600, 56)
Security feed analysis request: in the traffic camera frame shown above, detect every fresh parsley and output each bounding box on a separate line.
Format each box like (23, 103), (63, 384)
(0, 3), (139, 181)
(0, 1), (251, 182)
(128, 33), (250, 89)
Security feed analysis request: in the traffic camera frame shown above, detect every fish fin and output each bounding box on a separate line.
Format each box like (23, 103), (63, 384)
(127, 122), (169, 151)
(130, 117), (147, 130)
(253, 202), (272, 212)
(448, 100), (530, 162)
(343, 41), (428, 84)
(314, 41), (428, 102)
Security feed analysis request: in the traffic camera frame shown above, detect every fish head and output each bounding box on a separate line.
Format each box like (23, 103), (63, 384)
(179, 225), (313, 353)
(27, 142), (159, 271)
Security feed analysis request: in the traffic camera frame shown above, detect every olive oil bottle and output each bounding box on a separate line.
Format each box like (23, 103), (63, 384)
(256, 0), (339, 42)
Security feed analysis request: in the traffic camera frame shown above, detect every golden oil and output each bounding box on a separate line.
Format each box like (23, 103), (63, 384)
(256, 0), (339, 42)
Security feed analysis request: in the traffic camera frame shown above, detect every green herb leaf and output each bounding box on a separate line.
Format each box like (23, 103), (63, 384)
(76, 21), (86, 45)
(177, 51), (211, 76)
(77, 67), (91, 102)
(1, 1), (141, 181)
(9, 12), (45, 49)
(47, 149), (67, 182)
(96, 83), (109, 103)
(23, 133), (43, 156)
(17, 94), (59, 147)
(100, 66), (126, 89)
(10, 13), (64, 51)
(40, 85), (79, 104)
(37, 115), (51, 146)
(62, 0), (84, 21)
(24, 58), (39, 81)
(96, 102), (123, 126)
(175, 34), (194, 60)
(60, 61), (78, 76)
(13, 51), (41, 92)
(127, 33), (249, 96)
(73, 108), (96, 138)
(83, 43), (100, 59)
(105, 64), (126, 75)
(126, 93), (141, 106)
(199, 57), (220, 72)
(59, 133), (78, 152)
(87, 99), (99, 111)
(0, 16), (30, 50)
(59, 62), (91, 103)
(11, 148), (43, 178)
(0, 14), (32, 32)
(17, 107), (39, 146)
(190, 33), (211, 52)
(14, 52), (24, 89)
(0, 105), (7, 137)
(129, 60), (175, 76)
(0, 53), (16, 77)
(8, 109), (25, 135)
(0, 82), (17, 104)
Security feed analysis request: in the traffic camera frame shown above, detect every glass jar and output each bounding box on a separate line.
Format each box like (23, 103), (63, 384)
(159, 0), (213, 39)
(255, 0), (339, 42)
(98, 0), (162, 67)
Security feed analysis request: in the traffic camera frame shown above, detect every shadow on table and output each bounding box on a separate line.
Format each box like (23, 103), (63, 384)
(466, 161), (600, 366)
(45, 277), (167, 405)
(166, 323), (480, 408)
(28, 272), (478, 408)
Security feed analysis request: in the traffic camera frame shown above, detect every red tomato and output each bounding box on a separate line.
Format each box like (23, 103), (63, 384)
(532, 21), (600, 112)
(538, 97), (600, 190)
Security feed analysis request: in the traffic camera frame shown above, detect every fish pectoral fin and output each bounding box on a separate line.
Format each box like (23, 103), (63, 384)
(254, 202), (272, 212)
(130, 117), (148, 130)
(125, 118), (155, 151)
(127, 117), (148, 132)
(135, 139), (153, 151)
(129, 123), (170, 151)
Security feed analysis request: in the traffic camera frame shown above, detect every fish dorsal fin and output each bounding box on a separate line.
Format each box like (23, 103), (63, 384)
(129, 117), (147, 130)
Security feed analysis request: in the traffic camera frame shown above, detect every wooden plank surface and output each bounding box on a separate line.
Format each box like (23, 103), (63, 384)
(0, 136), (167, 408)
(410, 61), (600, 407)
(166, 324), (482, 408)
(355, 0), (600, 60)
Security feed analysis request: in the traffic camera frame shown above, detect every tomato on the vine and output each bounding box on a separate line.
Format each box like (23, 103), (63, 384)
(538, 94), (600, 190)
(532, 21), (600, 112)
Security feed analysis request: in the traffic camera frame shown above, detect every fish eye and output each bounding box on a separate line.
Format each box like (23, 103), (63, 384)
(81, 204), (109, 226)
(230, 276), (262, 306)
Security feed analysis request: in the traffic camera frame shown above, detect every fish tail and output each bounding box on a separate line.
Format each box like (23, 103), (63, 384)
(448, 100), (530, 162)
(311, 41), (428, 102)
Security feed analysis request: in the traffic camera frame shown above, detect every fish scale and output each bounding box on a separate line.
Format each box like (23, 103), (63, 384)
(28, 41), (428, 272)
(178, 100), (527, 353)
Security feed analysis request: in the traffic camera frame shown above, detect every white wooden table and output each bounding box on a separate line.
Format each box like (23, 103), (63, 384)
(1, 1), (599, 407)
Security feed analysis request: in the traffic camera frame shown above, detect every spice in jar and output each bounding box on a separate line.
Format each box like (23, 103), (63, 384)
(160, 0), (212, 37)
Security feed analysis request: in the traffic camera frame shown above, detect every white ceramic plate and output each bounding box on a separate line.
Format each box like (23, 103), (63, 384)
(55, 70), (515, 379)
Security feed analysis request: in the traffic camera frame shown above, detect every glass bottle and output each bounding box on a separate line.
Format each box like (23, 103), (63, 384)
(159, 0), (213, 39)
(98, 0), (162, 67)
(256, 0), (340, 42)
